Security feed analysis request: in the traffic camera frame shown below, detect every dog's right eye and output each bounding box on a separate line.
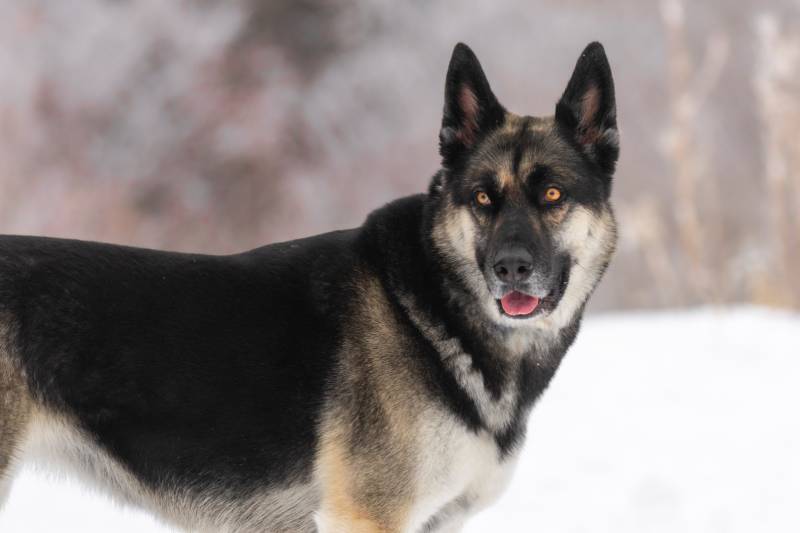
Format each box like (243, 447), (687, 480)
(474, 190), (492, 207)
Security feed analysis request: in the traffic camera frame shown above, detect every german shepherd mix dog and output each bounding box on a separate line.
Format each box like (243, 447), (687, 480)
(0, 42), (617, 532)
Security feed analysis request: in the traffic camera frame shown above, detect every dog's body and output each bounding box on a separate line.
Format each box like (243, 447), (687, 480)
(0, 42), (618, 532)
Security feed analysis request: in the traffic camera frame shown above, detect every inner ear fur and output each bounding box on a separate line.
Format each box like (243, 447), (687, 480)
(555, 42), (619, 174)
(439, 43), (505, 168)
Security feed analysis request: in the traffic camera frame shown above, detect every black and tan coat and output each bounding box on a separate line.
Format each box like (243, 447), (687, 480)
(0, 42), (618, 532)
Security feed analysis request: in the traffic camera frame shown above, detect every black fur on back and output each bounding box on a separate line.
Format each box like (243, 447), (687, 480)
(0, 233), (358, 491)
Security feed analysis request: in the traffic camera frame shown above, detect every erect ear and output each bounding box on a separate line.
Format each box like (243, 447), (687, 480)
(439, 43), (505, 168)
(555, 42), (619, 174)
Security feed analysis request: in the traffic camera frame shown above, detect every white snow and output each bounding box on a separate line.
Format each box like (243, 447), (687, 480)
(1, 307), (798, 532)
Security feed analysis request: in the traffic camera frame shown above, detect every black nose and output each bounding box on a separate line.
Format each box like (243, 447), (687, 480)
(493, 247), (534, 283)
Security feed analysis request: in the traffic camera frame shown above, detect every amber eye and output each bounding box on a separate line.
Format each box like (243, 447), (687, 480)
(544, 187), (562, 203)
(474, 190), (492, 207)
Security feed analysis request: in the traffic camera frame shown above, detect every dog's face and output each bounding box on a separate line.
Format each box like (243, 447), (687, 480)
(430, 43), (618, 330)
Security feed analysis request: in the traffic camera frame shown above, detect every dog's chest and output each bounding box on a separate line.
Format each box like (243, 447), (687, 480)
(406, 410), (520, 532)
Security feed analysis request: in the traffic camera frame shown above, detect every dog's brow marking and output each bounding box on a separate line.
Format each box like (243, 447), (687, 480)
(496, 169), (515, 191)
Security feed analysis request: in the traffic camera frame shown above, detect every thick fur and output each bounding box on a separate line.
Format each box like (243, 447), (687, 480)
(0, 42), (618, 532)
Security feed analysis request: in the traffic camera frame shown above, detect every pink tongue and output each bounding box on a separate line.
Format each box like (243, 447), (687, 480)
(500, 291), (540, 316)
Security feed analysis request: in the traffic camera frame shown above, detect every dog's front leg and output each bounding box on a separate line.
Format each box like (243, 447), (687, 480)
(315, 431), (413, 533)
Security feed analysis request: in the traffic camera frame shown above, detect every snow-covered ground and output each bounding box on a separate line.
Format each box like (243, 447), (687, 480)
(1, 307), (798, 532)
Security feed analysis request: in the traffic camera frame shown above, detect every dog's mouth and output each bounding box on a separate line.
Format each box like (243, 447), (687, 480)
(495, 263), (571, 319)
(498, 292), (540, 317)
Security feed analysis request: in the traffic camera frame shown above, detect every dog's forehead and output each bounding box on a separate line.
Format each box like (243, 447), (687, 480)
(467, 112), (583, 187)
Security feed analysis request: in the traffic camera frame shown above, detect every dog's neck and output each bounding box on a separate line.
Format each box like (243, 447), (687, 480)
(393, 284), (572, 454)
(358, 193), (579, 451)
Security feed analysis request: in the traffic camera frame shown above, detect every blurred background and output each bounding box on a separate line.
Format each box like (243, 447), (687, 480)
(1, 0), (798, 311)
(1, 2), (800, 532)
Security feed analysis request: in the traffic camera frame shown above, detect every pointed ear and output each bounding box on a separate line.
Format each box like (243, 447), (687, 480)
(439, 43), (505, 168)
(555, 42), (619, 174)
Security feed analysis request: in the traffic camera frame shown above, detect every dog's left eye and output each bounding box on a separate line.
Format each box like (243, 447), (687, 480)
(543, 187), (563, 204)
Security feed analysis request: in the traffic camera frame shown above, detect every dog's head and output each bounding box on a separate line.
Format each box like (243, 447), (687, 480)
(429, 42), (618, 330)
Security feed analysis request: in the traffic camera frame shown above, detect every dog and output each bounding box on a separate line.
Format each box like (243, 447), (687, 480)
(0, 41), (618, 532)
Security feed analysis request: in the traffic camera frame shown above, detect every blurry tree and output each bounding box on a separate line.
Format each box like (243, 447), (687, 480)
(754, 14), (800, 307)
(0, 0), (798, 310)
